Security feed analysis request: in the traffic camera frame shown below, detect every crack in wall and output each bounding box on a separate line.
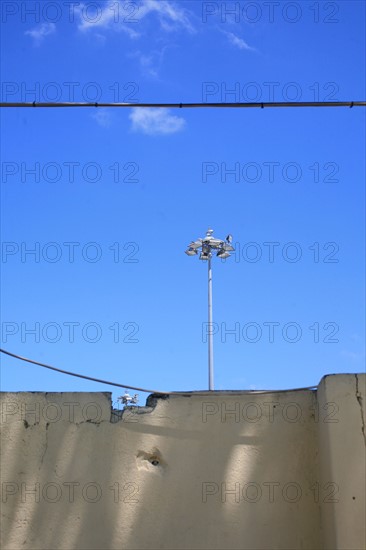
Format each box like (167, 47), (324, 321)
(39, 424), (49, 468)
(355, 374), (366, 447)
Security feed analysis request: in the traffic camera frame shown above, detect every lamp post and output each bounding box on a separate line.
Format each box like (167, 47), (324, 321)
(185, 229), (234, 390)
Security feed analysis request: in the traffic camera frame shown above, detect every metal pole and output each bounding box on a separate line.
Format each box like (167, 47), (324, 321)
(208, 254), (214, 390)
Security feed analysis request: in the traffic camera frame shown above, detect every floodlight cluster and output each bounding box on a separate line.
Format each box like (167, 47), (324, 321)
(185, 229), (234, 260)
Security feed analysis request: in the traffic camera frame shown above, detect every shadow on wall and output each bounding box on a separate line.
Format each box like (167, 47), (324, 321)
(1, 376), (365, 550)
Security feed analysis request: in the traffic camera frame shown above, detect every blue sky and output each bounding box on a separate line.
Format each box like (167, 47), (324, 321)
(1, 0), (365, 404)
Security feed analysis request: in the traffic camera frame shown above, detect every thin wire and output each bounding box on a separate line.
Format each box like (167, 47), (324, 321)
(0, 101), (365, 109)
(0, 348), (317, 395)
(0, 348), (167, 395)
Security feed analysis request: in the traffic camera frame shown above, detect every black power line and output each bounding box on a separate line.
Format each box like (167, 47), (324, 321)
(0, 101), (365, 109)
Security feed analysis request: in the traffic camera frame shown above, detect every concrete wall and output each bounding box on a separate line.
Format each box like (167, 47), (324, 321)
(1, 374), (365, 550)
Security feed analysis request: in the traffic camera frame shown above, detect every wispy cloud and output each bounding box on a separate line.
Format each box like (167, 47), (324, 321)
(91, 109), (112, 128)
(76, 1), (140, 38)
(25, 23), (56, 45)
(341, 350), (365, 362)
(77, 0), (194, 35)
(129, 108), (185, 135)
(222, 30), (255, 51)
(140, 0), (194, 33)
(138, 52), (159, 77)
(128, 46), (170, 78)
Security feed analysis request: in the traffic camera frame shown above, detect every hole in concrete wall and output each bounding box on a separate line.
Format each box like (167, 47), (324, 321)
(136, 448), (166, 473)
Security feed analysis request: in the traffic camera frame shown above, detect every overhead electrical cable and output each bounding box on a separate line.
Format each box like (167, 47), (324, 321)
(1, 348), (317, 395)
(0, 101), (365, 109)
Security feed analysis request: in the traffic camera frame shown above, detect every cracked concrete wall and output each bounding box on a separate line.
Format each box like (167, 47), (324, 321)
(317, 374), (366, 550)
(0, 374), (365, 550)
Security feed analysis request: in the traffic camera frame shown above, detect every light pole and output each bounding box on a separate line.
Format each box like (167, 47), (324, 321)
(185, 229), (234, 390)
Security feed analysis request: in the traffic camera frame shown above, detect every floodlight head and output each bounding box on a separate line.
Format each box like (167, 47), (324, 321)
(200, 252), (210, 260)
(188, 240), (202, 250)
(222, 243), (235, 252)
(185, 248), (198, 256)
(209, 238), (224, 248)
(217, 249), (230, 259)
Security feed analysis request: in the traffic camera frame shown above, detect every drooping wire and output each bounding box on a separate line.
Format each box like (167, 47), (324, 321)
(0, 348), (317, 395)
(0, 348), (167, 395)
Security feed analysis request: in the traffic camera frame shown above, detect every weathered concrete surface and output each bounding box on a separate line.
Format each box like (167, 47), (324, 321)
(317, 375), (366, 550)
(0, 374), (365, 550)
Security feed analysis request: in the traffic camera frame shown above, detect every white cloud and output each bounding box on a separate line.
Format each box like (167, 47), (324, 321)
(139, 53), (158, 77)
(223, 31), (255, 51)
(77, 0), (194, 35)
(129, 50), (159, 78)
(129, 108), (185, 135)
(139, 0), (194, 33)
(25, 23), (55, 45)
(128, 47), (169, 78)
(77, 1), (140, 37)
(341, 350), (365, 362)
(91, 109), (112, 128)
